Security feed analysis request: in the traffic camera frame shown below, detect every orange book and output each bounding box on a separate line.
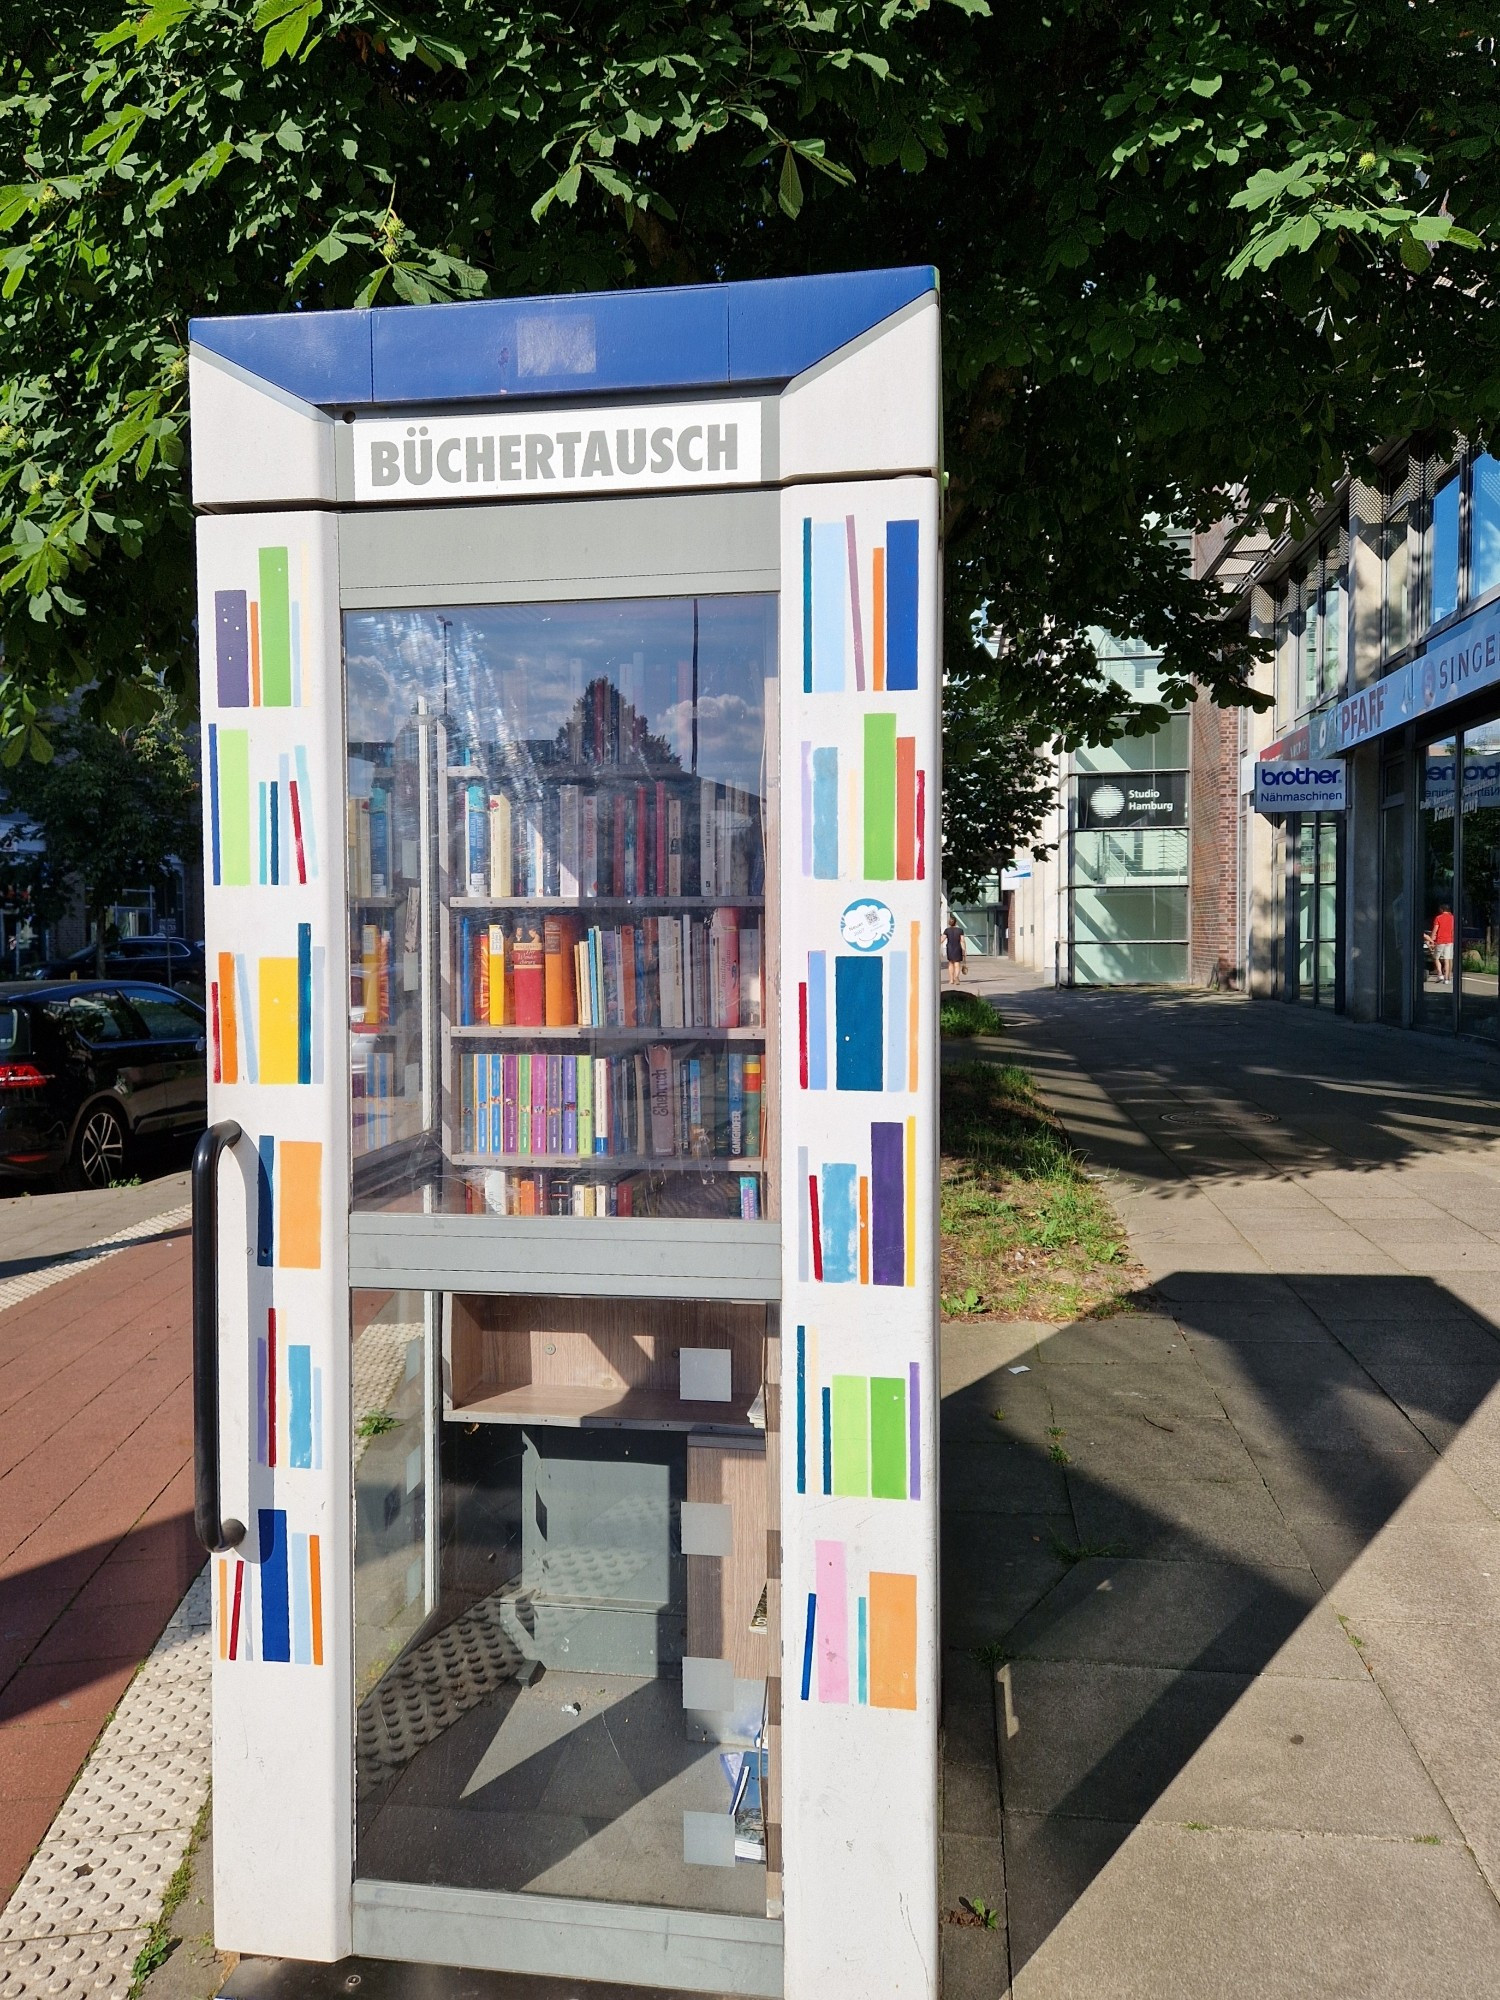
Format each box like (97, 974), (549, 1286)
(487, 923), (507, 1026)
(543, 915), (579, 1026)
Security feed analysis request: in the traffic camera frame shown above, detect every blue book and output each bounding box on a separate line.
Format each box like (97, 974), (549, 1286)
(466, 783), (487, 892)
(490, 1054), (502, 1155)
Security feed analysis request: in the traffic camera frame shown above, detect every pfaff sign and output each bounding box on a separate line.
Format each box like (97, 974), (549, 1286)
(353, 399), (763, 502)
(1253, 761), (1347, 814)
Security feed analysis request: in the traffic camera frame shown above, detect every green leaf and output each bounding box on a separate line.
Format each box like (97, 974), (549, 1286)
(778, 146), (803, 218)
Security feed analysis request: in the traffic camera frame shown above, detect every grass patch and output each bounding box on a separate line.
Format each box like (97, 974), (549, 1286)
(939, 989), (1005, 1039)
(940, 1060), (1137, 1320)
(356, 1409), (400, 1439)
(1049, 1535), (1128, 1566)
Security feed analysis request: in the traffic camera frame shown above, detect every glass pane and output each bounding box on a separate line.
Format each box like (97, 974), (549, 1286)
(1072, 828), (1188, 886)
(1296, 821), (1317, 999)
(1275, 587), (1297, 726)
(1317, 819), (1338, 1002)
(1380, 800), (1407, 1022)
(1300, 574), (1319, 710)
(1430, 472), (1461, 627)
(354, 1289), (774, 1917)
(1072, 887), (1187, 943)
(122, 988), (205, 1040)
(1418, 737), (1457, 1029)
(1472, 454), (1500, 603)
(1460, 720), (1500, 1039)
(1073, 714), (1189, 772)
(345, 598), (776, 1221)
(1073, 940), (1188, 984)
(1321, 574), (1344, 698)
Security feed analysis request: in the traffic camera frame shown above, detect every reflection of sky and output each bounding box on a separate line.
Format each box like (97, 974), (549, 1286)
(345, 596), (775, 793)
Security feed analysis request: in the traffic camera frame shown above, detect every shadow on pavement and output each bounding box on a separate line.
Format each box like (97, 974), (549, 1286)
(941, 1269), (1500, 1990)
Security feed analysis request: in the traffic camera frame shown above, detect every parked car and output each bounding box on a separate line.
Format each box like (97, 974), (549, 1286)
(32, 936), (206, 997)
(0, 980), (208, 1187)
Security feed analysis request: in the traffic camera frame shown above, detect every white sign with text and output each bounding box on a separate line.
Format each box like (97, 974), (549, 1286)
(1253, 760), (1347, 814)
(352, 399), (763, 502)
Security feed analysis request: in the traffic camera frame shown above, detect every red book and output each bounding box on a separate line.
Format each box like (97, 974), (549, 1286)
(621, 925), (638, 1028)
(612, 794), (627, 897)
(511, 918), (546, 1027)
(636, 786), (649, 896)
(655, 781), (667, 896)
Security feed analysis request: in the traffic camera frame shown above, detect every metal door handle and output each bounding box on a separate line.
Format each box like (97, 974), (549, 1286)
(193, 1119), (246, 1554)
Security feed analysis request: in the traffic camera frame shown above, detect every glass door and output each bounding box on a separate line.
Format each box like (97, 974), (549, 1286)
(1460, 719), (1500, 1040)
(344, 594), (779, 1932)
(1417, 736), (1458, 1030)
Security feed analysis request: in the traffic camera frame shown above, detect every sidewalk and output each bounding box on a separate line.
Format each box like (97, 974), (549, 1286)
(0, 1188), (196, 1904)
(940, 966), (1500, 1997)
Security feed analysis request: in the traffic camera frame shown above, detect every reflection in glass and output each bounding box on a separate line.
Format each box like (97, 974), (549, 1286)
(1296, 819), (1317, 999)
(1461, 721), (1500, 1039)
(1429, 473), (1461, 628)
(1418, 737), (1457, 1030)
(1300, 571), (1319, 709)
(1380, 797), (1407, 1024)
(344, 597), (776, 1221)
(1320, 560), (1345, 700)
(1316, 819), (1338, 999)
(1383, 484), (1411, 656)
(1472, 454), (1500, 604)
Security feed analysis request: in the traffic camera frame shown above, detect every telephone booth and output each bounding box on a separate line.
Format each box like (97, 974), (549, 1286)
(190, 266), (942, 1997)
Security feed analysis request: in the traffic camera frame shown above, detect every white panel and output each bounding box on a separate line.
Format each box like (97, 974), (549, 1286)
(681, 1500), (735, 1557)
(778, 476), (942, 2000)
(190, 349), (337, 509)
(681, 1347), (734, 1402)
(197, 510), (352, 1960)
(778, 300), (940, 483)
(682, 1655), (736, 1711)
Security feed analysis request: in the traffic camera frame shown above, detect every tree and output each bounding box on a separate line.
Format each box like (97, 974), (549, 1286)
(0, 708), (200, 970)
(1, 0), (1497, 847)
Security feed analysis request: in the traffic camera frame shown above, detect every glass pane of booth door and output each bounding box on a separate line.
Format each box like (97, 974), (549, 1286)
(1418, 738), (1458, 1030)
(352, 1288), (776, 1917)
(1461, 720), (1500, 1040)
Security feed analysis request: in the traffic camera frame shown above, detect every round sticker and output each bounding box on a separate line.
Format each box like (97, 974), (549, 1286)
(840, 899), (897, 952)
(1087, 782), (1125, 821)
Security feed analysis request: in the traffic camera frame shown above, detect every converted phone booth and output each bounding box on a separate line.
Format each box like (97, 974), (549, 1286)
(189, 265), (942, 1998)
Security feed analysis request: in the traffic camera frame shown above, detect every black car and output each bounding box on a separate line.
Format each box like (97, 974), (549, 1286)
(33, 936), (206, 998)
(0, 980), (208, 1187)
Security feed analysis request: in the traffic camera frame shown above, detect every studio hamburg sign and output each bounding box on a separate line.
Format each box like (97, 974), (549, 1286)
(1076, 772), (1186, 830)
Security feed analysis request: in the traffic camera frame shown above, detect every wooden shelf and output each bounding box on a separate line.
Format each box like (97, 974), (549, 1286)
(450, 896), (765, 912)
(350, 893), (403, 907)
(447, 1383), (762, 1433)
(451, 1154), (763, 1173)
(449, 1024), (764, 1041)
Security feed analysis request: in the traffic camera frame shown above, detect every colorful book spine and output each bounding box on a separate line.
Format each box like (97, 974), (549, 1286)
(466, 783), (487, 894)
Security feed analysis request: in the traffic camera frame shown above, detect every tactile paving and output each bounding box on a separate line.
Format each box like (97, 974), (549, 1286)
(0, 1569), (211, 1997)
(0, 1205), (191, 1318)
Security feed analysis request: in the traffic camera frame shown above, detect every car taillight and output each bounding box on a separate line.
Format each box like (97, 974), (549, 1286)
(0, 1064), (48, 1089)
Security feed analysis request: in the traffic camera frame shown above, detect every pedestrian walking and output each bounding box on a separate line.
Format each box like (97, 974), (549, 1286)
(944, 915), (966, 988)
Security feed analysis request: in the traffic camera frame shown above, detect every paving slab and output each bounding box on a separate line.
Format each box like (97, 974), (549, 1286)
(1005, 1816), (1500, 2000)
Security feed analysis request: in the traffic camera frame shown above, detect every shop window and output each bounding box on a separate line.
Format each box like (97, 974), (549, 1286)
(1428, 469), (1461, 628)
(1417, 736), (1458, 1031)
(1471, 453), (1500, 605)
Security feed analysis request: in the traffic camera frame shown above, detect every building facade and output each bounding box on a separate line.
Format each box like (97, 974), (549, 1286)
(1240, 443), (1500, 1037)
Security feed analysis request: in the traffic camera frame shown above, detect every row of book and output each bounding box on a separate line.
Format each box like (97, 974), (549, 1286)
(349, 786), (396, 898)
(460, 778), (762, 902)
(353, 1052), (405, 1155)
(456, 911), (762, 1032)
(456, 1049), (763, 1161)
(461, 1168), (762, 1220)
(355, 921), (394, 1030)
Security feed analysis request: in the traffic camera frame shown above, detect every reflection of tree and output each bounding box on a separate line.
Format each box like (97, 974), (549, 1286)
(545, 677), (685, 775)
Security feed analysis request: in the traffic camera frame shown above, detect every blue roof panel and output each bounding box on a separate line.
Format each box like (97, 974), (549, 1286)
(189, 267), (937, 408)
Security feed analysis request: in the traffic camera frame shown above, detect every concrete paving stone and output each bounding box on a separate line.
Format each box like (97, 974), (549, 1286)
(0, 1659), (137, 1730)
(1286, 1273), (1481, 1322)
(1245, 1441), (1458, 1537)
(943, 1754), (1003, 1839)
(1033, 1316), (1194, 1367)
(940, 1445), (1073, 1516)
(942, 1551), (1072, 1652)
(1318, 1514), (1500, 1629)
(1386, 1241), (1500, 1275)
(999, 1558), (1359, 1681)
(1329, 1316), (1500, 1370)
(1005, 1815), (1500, 2000)
(942, 1370), (1057, 1446)
(1066, 1470), (1310, 1571)
(942, 1649), (998, 1769)
(1150, 1272), (1307, 1307)
(1001, 1659), (1453, 1837)
(1348, 1361), (1500, 1452)
(939, 1831), (1008, 2000)
(1355, 1612), (1500, 1897)
(941, 1323), (1045, 1385)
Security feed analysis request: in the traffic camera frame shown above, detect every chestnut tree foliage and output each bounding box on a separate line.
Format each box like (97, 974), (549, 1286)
(1, 0), (1497, 883)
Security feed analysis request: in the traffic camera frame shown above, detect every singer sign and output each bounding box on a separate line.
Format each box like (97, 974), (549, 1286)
(1253, 761), (1347, 815)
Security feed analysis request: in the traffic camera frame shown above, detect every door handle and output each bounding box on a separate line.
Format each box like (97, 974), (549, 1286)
(193, 1119), (247, 1554)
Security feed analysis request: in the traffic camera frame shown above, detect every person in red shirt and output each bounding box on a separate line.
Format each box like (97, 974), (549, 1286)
(1428, 905), (1456, 984)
